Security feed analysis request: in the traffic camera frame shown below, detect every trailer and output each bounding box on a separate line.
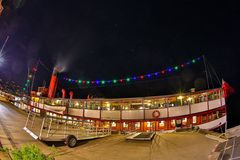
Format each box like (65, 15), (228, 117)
(23, 111), (111, 148)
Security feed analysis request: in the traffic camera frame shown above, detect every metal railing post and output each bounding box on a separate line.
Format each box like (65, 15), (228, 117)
(47, 118), (53, 138)
(39, 117), (45, 140)
(25, 111), (31, 128)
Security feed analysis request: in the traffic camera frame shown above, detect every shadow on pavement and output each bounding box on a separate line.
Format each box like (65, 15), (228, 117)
(42, 139), (90, 147)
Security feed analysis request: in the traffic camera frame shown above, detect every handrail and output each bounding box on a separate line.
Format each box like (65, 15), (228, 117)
(26, 97), (225, 121)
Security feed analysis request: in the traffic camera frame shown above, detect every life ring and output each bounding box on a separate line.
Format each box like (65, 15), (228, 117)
(152, 110), (160, 118)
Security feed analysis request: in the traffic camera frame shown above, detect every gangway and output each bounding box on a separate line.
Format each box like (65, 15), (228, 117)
(23, 111), (111, 147)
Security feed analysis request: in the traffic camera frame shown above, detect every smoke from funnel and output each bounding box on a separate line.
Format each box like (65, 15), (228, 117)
(55, 53), (73, 73)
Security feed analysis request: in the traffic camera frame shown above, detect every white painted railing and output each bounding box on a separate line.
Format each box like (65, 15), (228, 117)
(122, 110), (144, 120)
(168, 105), (190, 117)
(209, 99), (221, 110)
(191, 102), (208, 114)
(85, 109), (100, 119)
(101, 110), (121, 120)
(221, 98), (225, 106)
(29, 98), (224, 120)
(68, 108), (83, 117)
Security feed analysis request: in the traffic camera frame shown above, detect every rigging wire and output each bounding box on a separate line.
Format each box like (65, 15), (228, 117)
(206, 59), (222, 86)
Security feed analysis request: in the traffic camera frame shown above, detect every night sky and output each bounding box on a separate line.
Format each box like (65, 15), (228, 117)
(0, 1), (239, 126)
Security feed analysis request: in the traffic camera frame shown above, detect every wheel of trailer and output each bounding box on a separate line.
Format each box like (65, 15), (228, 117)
(65, 135), (77, 148)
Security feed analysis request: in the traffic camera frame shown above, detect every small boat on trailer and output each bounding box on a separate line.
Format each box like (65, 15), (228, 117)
(23, 110), (111, 148)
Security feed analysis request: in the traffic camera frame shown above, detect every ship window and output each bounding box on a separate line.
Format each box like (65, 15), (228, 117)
(202, 115), (207, 123)
(147, 122), (151, 128)
(192, 116), (197, 124)
(159, 121), (165, 127)
(123, 122), (128, 128)
(182, 118), (187, 125)
(208, 114), (212, 120)
(135, 122), (140, 129)
(171, 120), (175, 127)
(112, 122), (116, 127)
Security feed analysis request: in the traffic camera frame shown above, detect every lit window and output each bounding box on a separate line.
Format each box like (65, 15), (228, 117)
(182, 118), (187, 125)
(75, 102), (79, 107)
(147, 122), (151, 128)
(192, 116), (197, 124)
(112, 122), (116, 127)
(123, 122), (128, 128)
(159, 121), (165, 127)
(135, 122), (140, 129)
(171, 120), (175, 126)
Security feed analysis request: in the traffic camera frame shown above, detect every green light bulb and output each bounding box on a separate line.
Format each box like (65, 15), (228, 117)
(101, 80), (105, 84)
(174, 66), (178, 70)
(192, 59), (196, 63)
(78, 80), (82, 83)
(113, 80), (117, 83)
(126, 78), (130, 82)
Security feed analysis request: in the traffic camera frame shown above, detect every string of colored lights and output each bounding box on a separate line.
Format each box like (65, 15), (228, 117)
(63, 56), (202, 86)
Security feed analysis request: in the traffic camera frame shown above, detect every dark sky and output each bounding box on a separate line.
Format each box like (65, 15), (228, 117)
(0, 1), (239, 92)
(0, 0), (239, 126)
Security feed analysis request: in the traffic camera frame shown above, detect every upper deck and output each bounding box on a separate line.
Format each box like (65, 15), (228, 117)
(29, 88), (225, 121)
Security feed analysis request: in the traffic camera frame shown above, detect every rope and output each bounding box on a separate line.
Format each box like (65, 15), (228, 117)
(207, 59), (222, 86)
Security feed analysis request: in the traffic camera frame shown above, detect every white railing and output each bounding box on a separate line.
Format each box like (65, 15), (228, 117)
(191, 101), (208, 114)
(122, 110), (144, 120)
(209, 99), (222, 110)
(168, 105), (190, 117)
(85, 109), (100, 119)
(101, 110), (120, 120)
(28, 98), (224, 120)
(68, 108), (83, 117)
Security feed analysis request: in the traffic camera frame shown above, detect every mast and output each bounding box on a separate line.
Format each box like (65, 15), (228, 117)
(30, 59), (40, 93)
(203, 55), (210, 89)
